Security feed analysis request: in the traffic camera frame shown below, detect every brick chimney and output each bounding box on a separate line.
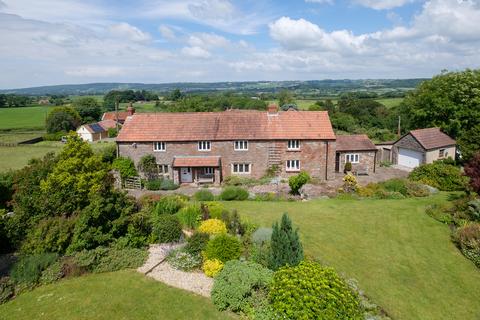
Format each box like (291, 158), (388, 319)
(267, 104), (279, 115)
(127, 102), (135, 116)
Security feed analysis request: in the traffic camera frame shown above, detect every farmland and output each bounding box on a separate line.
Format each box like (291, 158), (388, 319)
(0, 105), (52, 130)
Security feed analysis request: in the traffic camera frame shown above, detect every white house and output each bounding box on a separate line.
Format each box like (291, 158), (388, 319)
(77, 120), (117, 142)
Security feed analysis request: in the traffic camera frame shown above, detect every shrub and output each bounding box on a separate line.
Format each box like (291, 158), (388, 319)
(0, 277), (14, 304)
(198, 219), (227, 236)
(112, 157), (137, 179)
(167, 249), (202, 271)
(10, 253), (58, 286)
(268, 213), (303, 271)
(184, 232), (210, 255)
(225, 210), (245, 235)
(138, 154), (157, 180)
(107, 128), (118, 138)
(177, 204), (202, 229)
(409, 162), (468, 191)
(468, 200), (480, 222)
(145, 179), (162, 190)
(152, 214), (182, 243)
(205, 201), (226, 219)
(452, 223), (480, 268)
(342, 174), (358, 193)
(21, 216), (76, 255)
(251, 242), (271, 268)
(211, 260), (273, 312)
(380, 178), (408, 195)
(154, 195), (185, 215)
(251, 227), (273, 246)
(202, 259), (224, 277)
(73, 247), (148, 273)
(194, 189), (215, 201)
(160, 179), (179, 190)
(270, 261), (363, 319)
(464, 152), (480, 194)
(123, 211), (152, 248)
(344, 161), (352, 173)
(204, 234), (241, 263)
(39, 260), (63, 285)
(223, 175), (258, 186)
(288, 171), (310, 195)
(220, 186), (249, 201)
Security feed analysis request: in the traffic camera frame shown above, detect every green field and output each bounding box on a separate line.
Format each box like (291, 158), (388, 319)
(0, 270), (228, 320)
(269, 98), (403, 110)
(0, 131), (44, 144)
(0, 106), (52, 130)
(0, 141), (114, 172)
(225, 195), (480, 320)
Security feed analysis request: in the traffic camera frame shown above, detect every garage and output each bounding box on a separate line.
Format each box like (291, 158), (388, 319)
(398, 148), (423, 168)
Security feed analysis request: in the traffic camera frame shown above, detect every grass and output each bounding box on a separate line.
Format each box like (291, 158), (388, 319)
(0, 270), (229, 320)
(0, 141), (114, 172)
(0, 106), (53, 130)
(224, 194), (480, 320)
(0, 131), (44, 144)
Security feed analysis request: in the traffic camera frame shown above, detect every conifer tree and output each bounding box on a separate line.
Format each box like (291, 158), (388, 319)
(268, 213), (303, 270)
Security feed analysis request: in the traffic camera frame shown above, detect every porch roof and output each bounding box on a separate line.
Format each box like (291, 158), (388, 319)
(173, 156), (220, 167)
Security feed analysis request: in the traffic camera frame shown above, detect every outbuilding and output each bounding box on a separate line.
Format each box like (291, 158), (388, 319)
(335, 134), (377, 174)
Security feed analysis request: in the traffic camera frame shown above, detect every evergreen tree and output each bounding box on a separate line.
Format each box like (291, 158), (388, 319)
(268, 213), (303, 270)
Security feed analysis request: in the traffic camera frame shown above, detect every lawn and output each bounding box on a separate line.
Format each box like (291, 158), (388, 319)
(0, 106), (53, 130)
(0, 141), (114, 172)
(0, 270), (229, 320)
(224, 194), (480, 320)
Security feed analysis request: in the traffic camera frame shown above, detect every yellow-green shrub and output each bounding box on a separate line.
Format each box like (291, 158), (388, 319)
(198, 219), (227, 235)
(205, 202), (226, 219)
(202, 259), (224, 277)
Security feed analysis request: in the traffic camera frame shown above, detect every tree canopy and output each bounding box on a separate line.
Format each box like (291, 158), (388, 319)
(72, 97), (102, 123)
(45, 107), (81, 134)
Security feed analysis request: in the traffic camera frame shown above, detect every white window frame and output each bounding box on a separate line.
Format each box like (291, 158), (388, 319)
(439, 149), (445, 158)
(153, 141), (166, 152)
(234, 140), (248, 151)
(198, 141), (211, 151)
(156, 164), (169, 176)
(345, 154), (360, 164)
(204, 167), (214, 175)
(231, 163), (251, 174)
(287, 140), (300, 151)
(286, 160), (300, 172)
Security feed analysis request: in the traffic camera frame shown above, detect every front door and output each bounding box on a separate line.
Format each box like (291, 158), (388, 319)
(180, 167), (193, 183)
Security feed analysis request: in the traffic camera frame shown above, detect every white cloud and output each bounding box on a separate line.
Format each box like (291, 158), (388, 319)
(181, 46), (211, 58)
(354, 0), (415, 10)
(109, 22), (151, 43)
(65, 66), (126, 77)
(159, 24), (176, 40)
(187, 32), (230, 48)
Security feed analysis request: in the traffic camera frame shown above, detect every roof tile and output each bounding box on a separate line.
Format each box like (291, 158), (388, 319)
(336, 134), (377, 152)
(409, 127), (456, 150)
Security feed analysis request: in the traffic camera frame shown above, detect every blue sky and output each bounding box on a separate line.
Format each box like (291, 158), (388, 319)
(0, 0), (480, 88)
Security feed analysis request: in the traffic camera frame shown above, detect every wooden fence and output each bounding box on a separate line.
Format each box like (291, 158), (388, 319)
(124, 176), (142, 189)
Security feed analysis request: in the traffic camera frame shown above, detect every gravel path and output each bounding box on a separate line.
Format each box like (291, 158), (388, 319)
(137, 244), (213, 297)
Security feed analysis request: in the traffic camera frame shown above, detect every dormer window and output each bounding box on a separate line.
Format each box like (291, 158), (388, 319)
(153, 142), (166, 152)
(198, 141), (211, 151)
(287, 140), (300, 150)
(234, 140), (248, 151)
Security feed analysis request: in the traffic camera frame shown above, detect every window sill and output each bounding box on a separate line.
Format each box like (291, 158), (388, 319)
(153, 150), (166, 152)
(286, 169), (301, 173)
(198, 150), (211, 152)
(231, 172), (251, 175)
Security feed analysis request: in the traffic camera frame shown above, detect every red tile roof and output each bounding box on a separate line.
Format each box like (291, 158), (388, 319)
(117, 110), (335, 142)
(102, 111), (130, 122)
(409, 127), (456, 150)
(173, 156), (220, 167)
(336, 134), (377, 152)
(98, 119), (117, 130)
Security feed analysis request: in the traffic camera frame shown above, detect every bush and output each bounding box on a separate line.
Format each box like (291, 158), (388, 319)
(202, 259), (224, 277)
(184, 232), (210, 255)
(204, 234), (241, 263)
(0, 277), (14, 304)
(380, 178), (408, 195)
(452, 223), (480, 268)
(270, 261), (363, 320)
(112, 157), (137, 179)
(205, 201), (226, 219)
(198, 219), (227, 235)
(268, 213), (303, 271)
(160, 178), (179, 190)
(288, 171), (310, 195)
(152, 214), (182, 243)
(211, 260), (273, 313)
(145, 179), (162, 190)
(194, 189), (215, 201)
(223, 175), (258, 186)
(10, 253), (58, 286)
(73, 247), (148, 273)
(342, 174), (358, 193)
(251, 227), (273, 246)
(42, 131), (66, 141)
(21, 216), (76, 255)
(122, 211), (153, 248)
(409, 162), (468, 191)
(220, 186), (249, 201)
(177, 204), (202, 229)
(154, 195), (185, 215)
(107, 128), (118, 138)
(464, 152), (480, 194)
(39, 260), (63, 285)
(344, 161), (352, 173)
(167, 249), (202, 271)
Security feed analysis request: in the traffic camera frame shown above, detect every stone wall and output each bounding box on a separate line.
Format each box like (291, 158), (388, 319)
(337, 151), (376, 173)
(118, 139), (336, 183)
(425, 146), (456, 163)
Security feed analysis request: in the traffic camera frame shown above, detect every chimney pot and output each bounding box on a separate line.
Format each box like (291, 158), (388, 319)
(267, 104), (279, 114)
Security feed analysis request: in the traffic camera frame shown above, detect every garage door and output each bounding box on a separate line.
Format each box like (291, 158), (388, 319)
(398, 148), (423, 168)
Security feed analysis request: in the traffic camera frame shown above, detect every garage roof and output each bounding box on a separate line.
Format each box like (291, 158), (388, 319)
(408, 127), (456, 150)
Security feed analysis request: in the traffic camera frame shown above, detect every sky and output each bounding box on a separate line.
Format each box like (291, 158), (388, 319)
(1, 0), (480, 89)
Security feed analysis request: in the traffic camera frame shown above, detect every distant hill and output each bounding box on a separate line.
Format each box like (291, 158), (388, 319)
(0, 79), (427, 96)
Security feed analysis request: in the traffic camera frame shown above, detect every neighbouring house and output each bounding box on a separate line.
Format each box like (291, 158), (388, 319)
(392, 127), (456, 168)
(335, 134), (377, 174)
(101, 104), (135, 124)
(77, 119), (118, 142)
(116, 105), (336, 185)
